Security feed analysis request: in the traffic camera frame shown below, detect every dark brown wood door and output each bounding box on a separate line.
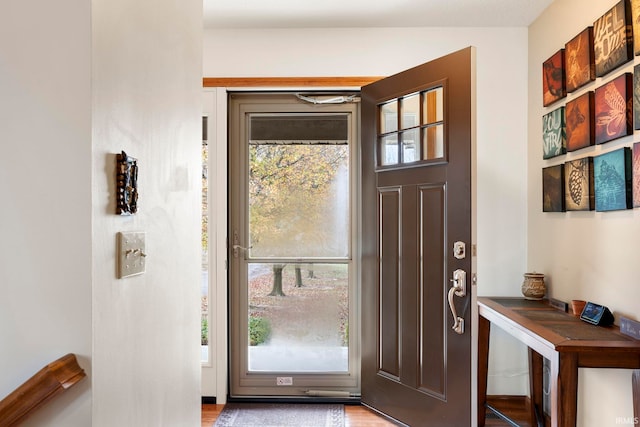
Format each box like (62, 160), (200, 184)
(361, 47), (475, 426)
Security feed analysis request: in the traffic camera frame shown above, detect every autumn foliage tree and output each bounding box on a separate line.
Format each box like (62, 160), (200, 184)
(249, 143), (348, 296)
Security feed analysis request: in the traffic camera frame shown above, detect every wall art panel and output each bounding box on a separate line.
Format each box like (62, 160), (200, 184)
(543, 49), (567, 107)
(565, 27), (595, 92)
(565, 157), (595, 211)
(566, 91), (595, 152)
(594, 0), (633, 77)
(543, 164), (566, 212)
(594, 147), (632, 211)
(542, 107), (566, 159)
(594, 73), (633, 144)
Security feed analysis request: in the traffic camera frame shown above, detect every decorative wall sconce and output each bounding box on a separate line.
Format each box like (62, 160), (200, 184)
(116, 151), (138, 215)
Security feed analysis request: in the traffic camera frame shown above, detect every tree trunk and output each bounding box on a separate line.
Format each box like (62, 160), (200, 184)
(295, 266), (303, 287)
(307, 264), (315, 278)
(269, 264), (286, 296)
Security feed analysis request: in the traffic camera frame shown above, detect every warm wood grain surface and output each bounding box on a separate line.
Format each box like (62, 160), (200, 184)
(0, 354), (86, 427)
(203, 77), (382, 88)
(201, 404), (398, 426)
(201, 401), (526, 426)
(478, 297), (640, 427)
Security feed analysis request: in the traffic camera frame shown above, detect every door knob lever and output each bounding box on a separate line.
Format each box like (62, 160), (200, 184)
(448, 269), (466, 334)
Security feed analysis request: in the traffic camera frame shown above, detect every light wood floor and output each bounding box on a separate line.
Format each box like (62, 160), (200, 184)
(201, 402), (526, 426)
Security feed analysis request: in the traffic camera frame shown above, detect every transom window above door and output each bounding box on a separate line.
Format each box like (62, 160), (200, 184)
(377, 86), (445, 167)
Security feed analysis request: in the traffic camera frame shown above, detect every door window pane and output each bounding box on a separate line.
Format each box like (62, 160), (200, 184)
(247, 263), (349, 372)
(249, 144), (349, 258)
(380, 135), (399, 165)
(401, 94), (420, 129)
(423, 124), (444, 160)
(423, 87), (444, 124)
(401, 128), (419, 163)
(379, 101), (398, 133)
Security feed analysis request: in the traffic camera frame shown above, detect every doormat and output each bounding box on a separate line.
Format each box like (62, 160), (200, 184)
(213, 403), (345, 427)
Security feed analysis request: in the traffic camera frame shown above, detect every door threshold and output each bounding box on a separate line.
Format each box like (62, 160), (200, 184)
(226, 395), (361, 405)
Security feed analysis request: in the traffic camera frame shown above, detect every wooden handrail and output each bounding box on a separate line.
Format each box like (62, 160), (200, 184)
(0, 353), (86, 427)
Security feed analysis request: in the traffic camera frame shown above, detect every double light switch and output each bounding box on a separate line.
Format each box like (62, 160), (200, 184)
(117, 231), (146, 278)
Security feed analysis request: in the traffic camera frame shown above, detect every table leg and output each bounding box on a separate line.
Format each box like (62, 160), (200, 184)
(548, 354), (559, 427)
(477, 314), (490, 427)
(557, 352), (578, 427)
(632, 370), (639, 423)
(528, 348), (544, 426)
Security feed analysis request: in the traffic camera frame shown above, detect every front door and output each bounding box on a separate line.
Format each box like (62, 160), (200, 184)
(361, 47), (476, 426)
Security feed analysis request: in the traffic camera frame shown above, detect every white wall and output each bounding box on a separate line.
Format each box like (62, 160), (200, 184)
(0, 1), (92, 425)
(204, 27), (531, 396)
(529, 0), (639, 425)
(92, 0), (203, 425)
(0, 1), (202, 426)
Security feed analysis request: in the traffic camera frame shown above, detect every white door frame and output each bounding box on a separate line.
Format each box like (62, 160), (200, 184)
(202, 87), (229, 401)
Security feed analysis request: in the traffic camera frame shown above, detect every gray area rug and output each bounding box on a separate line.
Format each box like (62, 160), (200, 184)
(213, 403), (345, 427)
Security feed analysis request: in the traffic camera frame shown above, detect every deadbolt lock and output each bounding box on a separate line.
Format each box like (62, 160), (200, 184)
(453, 241), (466, 259)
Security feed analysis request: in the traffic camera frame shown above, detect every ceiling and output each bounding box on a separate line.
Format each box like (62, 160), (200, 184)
(203, 0), (554, 29)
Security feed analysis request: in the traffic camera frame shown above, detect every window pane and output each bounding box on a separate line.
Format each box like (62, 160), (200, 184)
(247, 263), (349, 372)
(380, 135), (399, 165)
(423, 87), (444, 124)
(401, 94), (420, 129)
(423, 124), (444, 160)
(201, 123), (209, 362)
(379, 101), (398, 133)
(401, 128), (419, 163)
(249, 144), (349, 258)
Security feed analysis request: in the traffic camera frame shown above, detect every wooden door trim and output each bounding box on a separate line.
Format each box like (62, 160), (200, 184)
(203, 76), (383, 88)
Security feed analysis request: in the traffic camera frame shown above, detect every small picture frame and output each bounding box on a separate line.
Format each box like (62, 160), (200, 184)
(542, 107), (566, 159)
(543, 49), (567, 107)
(564, 157), (594, 211)
(565, 27), (595, 92)
(543, 164), (565, 212)
(594, 147), (632, 211)
(594, 0), (633, 77)
(594, 73), (633, 145)
(566, 91), (595, 152)
(116, 151), (139, 215)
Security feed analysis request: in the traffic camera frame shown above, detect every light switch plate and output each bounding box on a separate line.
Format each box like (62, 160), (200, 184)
(117, 231), (146, 278)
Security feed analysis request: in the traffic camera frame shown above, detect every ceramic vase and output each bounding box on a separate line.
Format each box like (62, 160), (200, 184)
(521, 273), (546, 300)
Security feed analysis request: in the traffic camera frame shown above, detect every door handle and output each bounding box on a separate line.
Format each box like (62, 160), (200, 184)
(232, 230), (252, 258)
(232, 244), (252, 258)
(447, 269), (466, 334)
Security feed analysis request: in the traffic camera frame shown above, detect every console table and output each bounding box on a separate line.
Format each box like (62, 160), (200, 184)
(478, 297), (640, 427)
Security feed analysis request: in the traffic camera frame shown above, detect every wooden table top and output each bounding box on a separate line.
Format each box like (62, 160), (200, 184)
(478, 297), (640, 353)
